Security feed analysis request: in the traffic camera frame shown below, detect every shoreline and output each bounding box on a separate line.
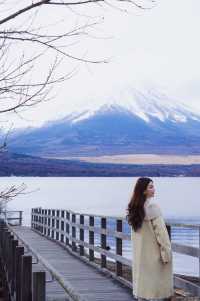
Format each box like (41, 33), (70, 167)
(44, 154), (200, 165)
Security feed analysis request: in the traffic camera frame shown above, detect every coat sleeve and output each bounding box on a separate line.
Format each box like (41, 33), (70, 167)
(144, 203), (172, 264)
(151, 215), (172, 264)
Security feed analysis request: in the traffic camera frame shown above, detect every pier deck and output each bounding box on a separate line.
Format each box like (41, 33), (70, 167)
(10, 226), (135, 301)
(2, 208), (199, 300)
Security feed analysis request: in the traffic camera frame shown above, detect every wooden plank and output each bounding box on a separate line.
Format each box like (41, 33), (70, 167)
(172, 242), (200, 258)
(9, 226), (135, 301)
(9, 227), (90, 301)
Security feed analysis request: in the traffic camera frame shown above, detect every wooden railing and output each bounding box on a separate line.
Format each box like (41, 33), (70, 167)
(0, 220), (45, 301)
(166, 221), (200, 297)
(0, 211), (23, 226)
(31, 207), (200, 297)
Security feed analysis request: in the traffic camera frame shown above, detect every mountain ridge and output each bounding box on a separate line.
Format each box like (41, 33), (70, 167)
(8, 88), (200, 157)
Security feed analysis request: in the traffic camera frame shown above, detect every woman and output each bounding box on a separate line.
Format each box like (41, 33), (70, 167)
(126, 177), (174, 301)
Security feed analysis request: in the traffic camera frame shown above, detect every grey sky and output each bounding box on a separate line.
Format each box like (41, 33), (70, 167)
(3, 0), (200, 129)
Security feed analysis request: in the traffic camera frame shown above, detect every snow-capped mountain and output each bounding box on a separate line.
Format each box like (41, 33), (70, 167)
(64, 88), (200, 124)
(9, 88), (200, 156)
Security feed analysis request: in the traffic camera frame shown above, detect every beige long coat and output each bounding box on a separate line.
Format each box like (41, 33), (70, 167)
(131, 199), (174, 299)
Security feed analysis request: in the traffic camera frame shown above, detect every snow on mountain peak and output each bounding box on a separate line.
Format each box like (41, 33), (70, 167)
(67, 87), (200, 125)
(71, 110), (95, 124)
(115, 87), (199, 123)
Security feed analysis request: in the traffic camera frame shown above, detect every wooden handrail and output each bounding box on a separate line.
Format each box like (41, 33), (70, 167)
(0, 210), (23, 226)
(31, 207), (200, 297)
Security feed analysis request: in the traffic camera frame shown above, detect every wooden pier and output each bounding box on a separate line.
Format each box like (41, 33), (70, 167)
(0, 208), (199, 300)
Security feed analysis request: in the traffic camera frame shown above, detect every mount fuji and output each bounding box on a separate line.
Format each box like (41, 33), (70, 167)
(9, 88), (200, 157)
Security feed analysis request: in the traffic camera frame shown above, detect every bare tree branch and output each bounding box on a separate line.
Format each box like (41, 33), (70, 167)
(0, 183), (27, 203)
(0, 1), (51, 26)
(0, 0), (155, 26)
(0, 0), (153, 118)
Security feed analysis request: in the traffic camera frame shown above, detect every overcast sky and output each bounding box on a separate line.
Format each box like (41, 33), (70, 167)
(3, 0), (200, 129)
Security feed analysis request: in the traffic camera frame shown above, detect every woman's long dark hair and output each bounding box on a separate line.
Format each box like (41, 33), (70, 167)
(126, 177), (153, 231)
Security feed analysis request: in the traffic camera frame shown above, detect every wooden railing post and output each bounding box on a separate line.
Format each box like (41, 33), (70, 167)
(72, 213), (77, 252)
(21, 255), (32, 301)
(51, 210), (55, 239)
(56, 210), (60, 241)
(19, 211), (23, 226)
(33, 209), (36, 230)
(36, 208), (38, 228)
(43, 210), (47, 236)
(79, 215), (84, 256)
(6, 232), (11, 281)
(31, 209), (34, 228)
(0, 225), (10, 301)
(37, 208), (40, 231)
(8, 234), (14, 284)
(37, 208), (39, 231)
(101, 217), (107, 268)
(3, 230), (9, 271)
(32, 272), (46, 301)
(166, 224), (171, 240)
(15, 246), (24, 301)
(0, 221), (4, 248)
(61, 210), (65, 243)
(116, 219), (123, 277)
(11, 239), (18, 296)
(89, 216), (94, 262)
(39, 208), (42, 233)
(66, 211), (70, 246)
(41, 209), (44, 235)
(36, 208), (38, 230)
(48, 209), (51, 237)
(4, 230), (8, 276)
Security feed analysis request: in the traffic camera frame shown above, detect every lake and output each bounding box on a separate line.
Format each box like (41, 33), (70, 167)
(1, 176), (200, 277)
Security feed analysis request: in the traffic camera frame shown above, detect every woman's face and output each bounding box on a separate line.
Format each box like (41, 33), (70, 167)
(144, 181), (155, 198)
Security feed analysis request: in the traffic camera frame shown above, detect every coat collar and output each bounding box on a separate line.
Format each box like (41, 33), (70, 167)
(144, 197), (152, 207)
